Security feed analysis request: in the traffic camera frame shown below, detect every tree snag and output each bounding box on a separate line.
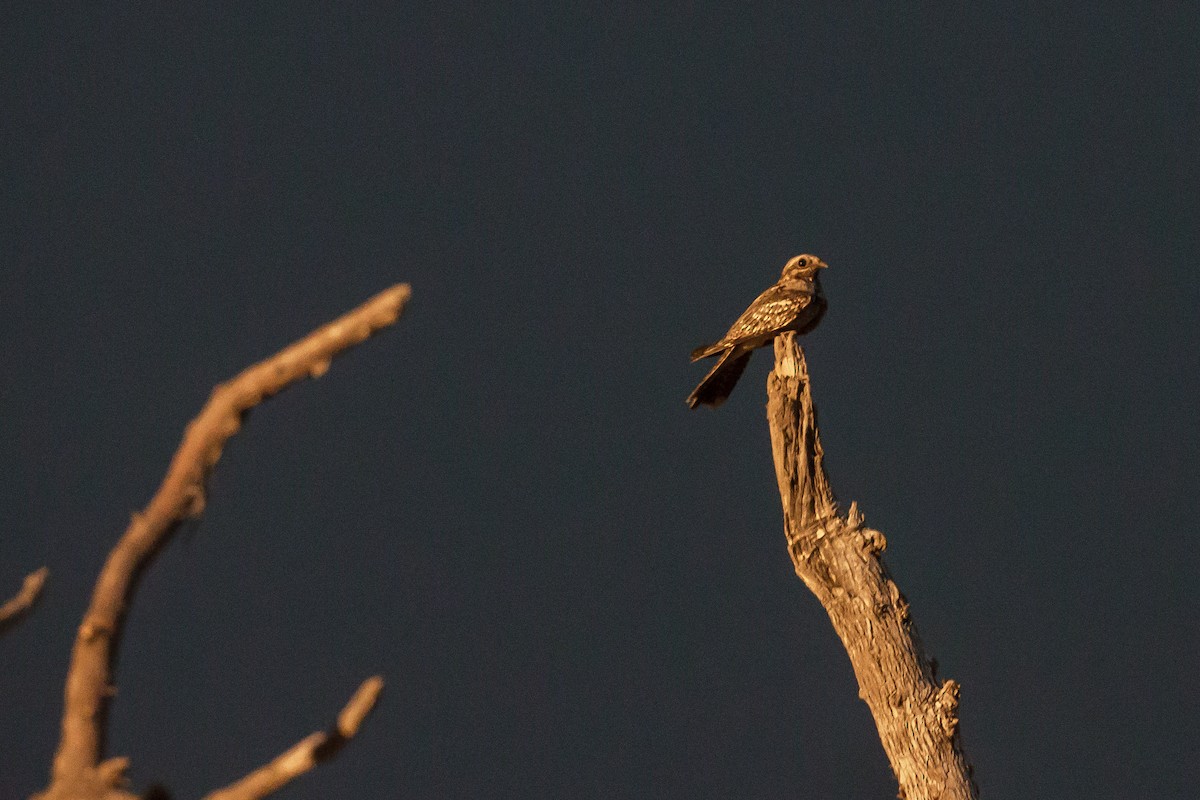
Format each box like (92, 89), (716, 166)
(767, 333), (978, 800)
(31, 284), (409, 800)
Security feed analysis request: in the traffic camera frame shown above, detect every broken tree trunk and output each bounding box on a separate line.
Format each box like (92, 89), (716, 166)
(766, 333), (978, 800)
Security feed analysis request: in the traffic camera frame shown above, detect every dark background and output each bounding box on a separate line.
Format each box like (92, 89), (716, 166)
(3, 3), (1198, 798)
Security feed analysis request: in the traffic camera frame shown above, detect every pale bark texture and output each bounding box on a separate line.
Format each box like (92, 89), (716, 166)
(767, 333), (978, 800)
(31, 284), (408, 800)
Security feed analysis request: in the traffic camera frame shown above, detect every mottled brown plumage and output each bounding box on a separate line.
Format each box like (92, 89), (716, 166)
(687, 254), (827, 408)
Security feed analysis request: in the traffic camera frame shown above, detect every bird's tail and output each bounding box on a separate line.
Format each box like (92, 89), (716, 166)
(686, 348), (752, 409)
(690, 342), (723, 361)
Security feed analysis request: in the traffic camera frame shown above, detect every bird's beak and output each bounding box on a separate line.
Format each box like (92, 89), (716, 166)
(815, 261), (828, 269)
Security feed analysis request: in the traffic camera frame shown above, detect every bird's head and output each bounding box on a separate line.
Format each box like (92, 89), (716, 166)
(780, 254), (828, 281)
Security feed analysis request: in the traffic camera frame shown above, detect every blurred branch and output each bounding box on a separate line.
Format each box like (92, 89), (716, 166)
(766, 333), (977, 800)
(0, 567), (48, 636)
(33, 284), (410, 800)
(203, 676), (384, 800)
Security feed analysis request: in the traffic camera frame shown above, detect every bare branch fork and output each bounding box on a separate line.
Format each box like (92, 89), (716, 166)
(767, 333), (978, 800)
(32, 284), (410, 800)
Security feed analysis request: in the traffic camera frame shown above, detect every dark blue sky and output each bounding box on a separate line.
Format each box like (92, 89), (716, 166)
(3, 4), (1198, 798)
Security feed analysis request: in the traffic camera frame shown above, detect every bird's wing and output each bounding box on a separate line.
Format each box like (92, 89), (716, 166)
(717, 285), (815, 347)
(690, 283), (817, 361)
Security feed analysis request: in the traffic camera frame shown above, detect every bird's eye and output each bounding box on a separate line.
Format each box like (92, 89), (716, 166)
(796, 258), (807, 267)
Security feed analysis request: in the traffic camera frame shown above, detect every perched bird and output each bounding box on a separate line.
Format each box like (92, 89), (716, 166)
(687, 254), (828, 408)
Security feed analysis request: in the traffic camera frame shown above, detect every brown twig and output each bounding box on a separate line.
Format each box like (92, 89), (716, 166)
(0, 566), (49, 635)
(202, 676), (384, 800)
(35, 285), (410, 800)
(766, 333), (977, 800)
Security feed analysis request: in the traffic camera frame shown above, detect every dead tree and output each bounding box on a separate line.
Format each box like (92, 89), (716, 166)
(767, 333), (978, 800)
(28, 284), (410, 800)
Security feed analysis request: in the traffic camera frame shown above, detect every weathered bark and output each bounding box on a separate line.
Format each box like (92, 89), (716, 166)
(767, 333), (977, 800)
(32, 285), (409, 800)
